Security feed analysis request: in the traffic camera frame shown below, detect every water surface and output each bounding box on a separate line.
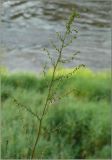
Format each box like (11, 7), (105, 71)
(0, 0), (111, 72)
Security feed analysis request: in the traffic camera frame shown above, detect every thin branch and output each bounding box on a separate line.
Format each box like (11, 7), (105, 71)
(54, 64), (85, 83)
(49, 88), (79, 104)
(43, 48), (54, 66)
(13, 97), (41, 121)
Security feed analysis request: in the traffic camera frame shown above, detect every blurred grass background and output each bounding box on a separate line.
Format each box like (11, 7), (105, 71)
(1, 67), (111, 159)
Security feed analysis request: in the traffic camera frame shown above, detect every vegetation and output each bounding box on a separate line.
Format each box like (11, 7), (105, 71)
(1, 9), (111, 159)
(1, 68), (111, 159)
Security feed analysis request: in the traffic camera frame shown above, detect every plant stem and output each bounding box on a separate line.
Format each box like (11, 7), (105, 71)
(31, 32), (67, 159)
(31, 119), (42, 159)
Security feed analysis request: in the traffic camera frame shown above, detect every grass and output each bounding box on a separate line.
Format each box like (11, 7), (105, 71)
(1, 68), (111, 159)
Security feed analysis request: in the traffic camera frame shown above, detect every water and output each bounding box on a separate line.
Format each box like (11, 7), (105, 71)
(0, 0), (111, 72)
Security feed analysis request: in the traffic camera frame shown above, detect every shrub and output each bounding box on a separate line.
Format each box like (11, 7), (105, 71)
(1, 69), (111, 159)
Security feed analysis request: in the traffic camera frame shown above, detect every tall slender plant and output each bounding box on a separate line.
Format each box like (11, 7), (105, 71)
(30, 10), (85, 159)
(13, 10), (85, 159)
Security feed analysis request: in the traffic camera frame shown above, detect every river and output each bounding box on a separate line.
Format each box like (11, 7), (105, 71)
(0, 0), (111, 72)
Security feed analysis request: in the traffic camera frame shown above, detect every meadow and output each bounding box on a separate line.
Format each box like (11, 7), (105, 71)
(1, 68), (111, 159)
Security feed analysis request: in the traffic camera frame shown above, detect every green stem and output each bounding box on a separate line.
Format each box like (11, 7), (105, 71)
(31, 31), (67, 159)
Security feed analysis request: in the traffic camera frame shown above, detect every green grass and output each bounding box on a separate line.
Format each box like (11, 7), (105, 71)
(1, 68), (111, 159)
